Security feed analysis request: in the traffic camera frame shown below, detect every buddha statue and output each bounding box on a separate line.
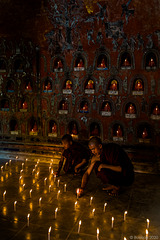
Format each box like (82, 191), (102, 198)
(22, 101), (28, 109)
(116, 125), (122, 137)
(127, 104), (136, 114)
(52, 123), (57, 134)
(103, 102), (111, 112)
(152, 105), (160, 115)
(72, 123), (78, 135)
(82, 102), (88, 112)
(134, 79), (143, 91)
(45, 82), (52, 91)
(110, 80), (118, 91)
(32, 123), (38, 132)
(65, 80), (72, 89)
(122, 58), (130, 67)
(142, 128), (148, 139)
(148, 58), (155, 67)
(86, 80), (94, 89)
(62, 101), (68, 110)
(98, 58), (106, 68)
(26, 82), (32, 90)
(77, 59), (84, 68)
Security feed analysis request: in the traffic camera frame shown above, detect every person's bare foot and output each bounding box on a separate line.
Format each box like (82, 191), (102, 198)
(103, 185), (120, 196)
(102, 185), (117, 191)
(109, 188), (120, 196)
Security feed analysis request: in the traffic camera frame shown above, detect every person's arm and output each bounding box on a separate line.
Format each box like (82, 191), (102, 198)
(54, 154), (65, 176)
(98, 163), (122, 172)
(74, 159), (87, 173)
(80, 161), (96, 189)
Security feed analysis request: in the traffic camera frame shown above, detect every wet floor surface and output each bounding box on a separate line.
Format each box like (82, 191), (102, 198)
(0, 155), (160, 240)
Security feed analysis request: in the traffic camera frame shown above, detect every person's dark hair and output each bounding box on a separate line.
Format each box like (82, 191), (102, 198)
(62, 134), (73, 142)
(88, 136), (102, 146)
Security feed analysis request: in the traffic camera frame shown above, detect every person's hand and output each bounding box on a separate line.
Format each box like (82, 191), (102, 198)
(54, 171), (59, 176)
(98, 164), (103, 172)
(74, 167), (80, 174)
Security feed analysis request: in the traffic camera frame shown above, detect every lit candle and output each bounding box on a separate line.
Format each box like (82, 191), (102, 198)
(14, 201), (17, 211)
(26, 158), (28, 161)
(23, 184), (25, 190)
(57, 190), (60, 199)
(20, 170), (23, 174)
(75, 201), (77, 210)
(78, 220), (81, 233)
(1, 166), (3, 173)
(124, 211), (127, 221)
(44, 177), (47, 186)
(22, 163), (24, 169)
(146, 229), (149, 240)
(32, 169), (35, 175)
(64, 184), (67, 192)
(3, 190), (6, 201)
(9, 160), (12, 166)
(90, 196), (93, 206)
(124, 237), (127, 240)
(49, 185), (51, 193)
(29, 189), (32, 198)
(55, 207), (58, 219)
(146, 219), (150, 229)
(5, 162), (8, 169)
(103, 203), (107, 212)
(39, 197), (42, 207)
(27, 213), (30, 227)
(76, 188), (79, 199)
(57, 179), (60, 187)
(16, 156), (18, 160)
(97, 228), (99, 240)
(49, 166), (51, 173)
(111, 217), (114, 229)
(48, 226), (51, 240)
(92, 208), (95, 217)
(54, 175), (56, 182)
(19, 176), (22, 183)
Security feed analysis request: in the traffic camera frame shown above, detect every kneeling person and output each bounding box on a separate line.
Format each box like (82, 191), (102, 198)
(54, 134), (90, 176)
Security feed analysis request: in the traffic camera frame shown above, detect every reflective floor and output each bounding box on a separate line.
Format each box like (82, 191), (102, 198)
(0, 154), (160, 240)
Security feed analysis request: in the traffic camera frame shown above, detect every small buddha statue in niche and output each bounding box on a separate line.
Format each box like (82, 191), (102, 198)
(86, 80), (94, 89)
(45, 82), (52, 91)
(77, 59), (84, 68)
(91, 125), (99, 136)
(110, 80), (118, 91)
(103, 102), (111, 112)
(72, 123), (78, 135)
(127, 104), (136, 114)
(65, 80), (72, 89)
(52, 123), (57, 134)
(26, 82), (32, 90)
(82, 102), (88, 112)
(152, 105), (160, 115)
(22, 101), (28, 109)
(148, 58), (155, 67)
(116, 125), (122, 137)
(57, 59), (63, 69)
(142, 128), (148, 139)
(122, 58), (130, 67)
(32, 122), (38, 132)
(98, 58), (106, 68)
(134, 79), (143, 91)
(14, 124), (18, 131)
(62, 101), (68, 110)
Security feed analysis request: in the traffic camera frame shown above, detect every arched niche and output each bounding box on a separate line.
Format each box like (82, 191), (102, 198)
(1, 99), (10, 111)
(43, 78), (52, 92)
(132, 78), (144, 95)
(6, 79), (15, 93)
(19, 97), (28, 112)
(79, 100), (89, 113)
(112, 123), (124, 142)
(9, 119), (19, 135)
(150, 102), (160, 120)
(53, 57), (64, 72)
(62, 79), (72, 94)
(0, 58), (7, 72)
(48, 119), (58, 137)
(119, 51), (132, 69)
(144, 51), (158, 70)
(73, 55), (86, 71)
(68, 120), (79, 139)
(89, 122), (101, 138)
(24, 78), (33, 92)
(84, 79), (95, 94)
(58, 99), (69, 114)
(29, 117), (38, 136)
(96, 54), (109, 70)
(107, 79), (119, 95)
(125, 102), (137, 119)
(137, 122), (152, 143)
(100, 101), (112, 116)
(13, 57), (25, 73)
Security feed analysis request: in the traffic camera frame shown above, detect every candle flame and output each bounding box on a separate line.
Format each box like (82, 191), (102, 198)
(104, 203), (107, 206)
(124, 211), (127, 215)
(48, 226), (51, 233)
(147, 219), (150, 223)
(97, 228), (99, 234)
(146, 229), (148, 235)
(112, 217), (114, 221)
(27, 213), (30, 218)
(79, 220), (81, 225)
